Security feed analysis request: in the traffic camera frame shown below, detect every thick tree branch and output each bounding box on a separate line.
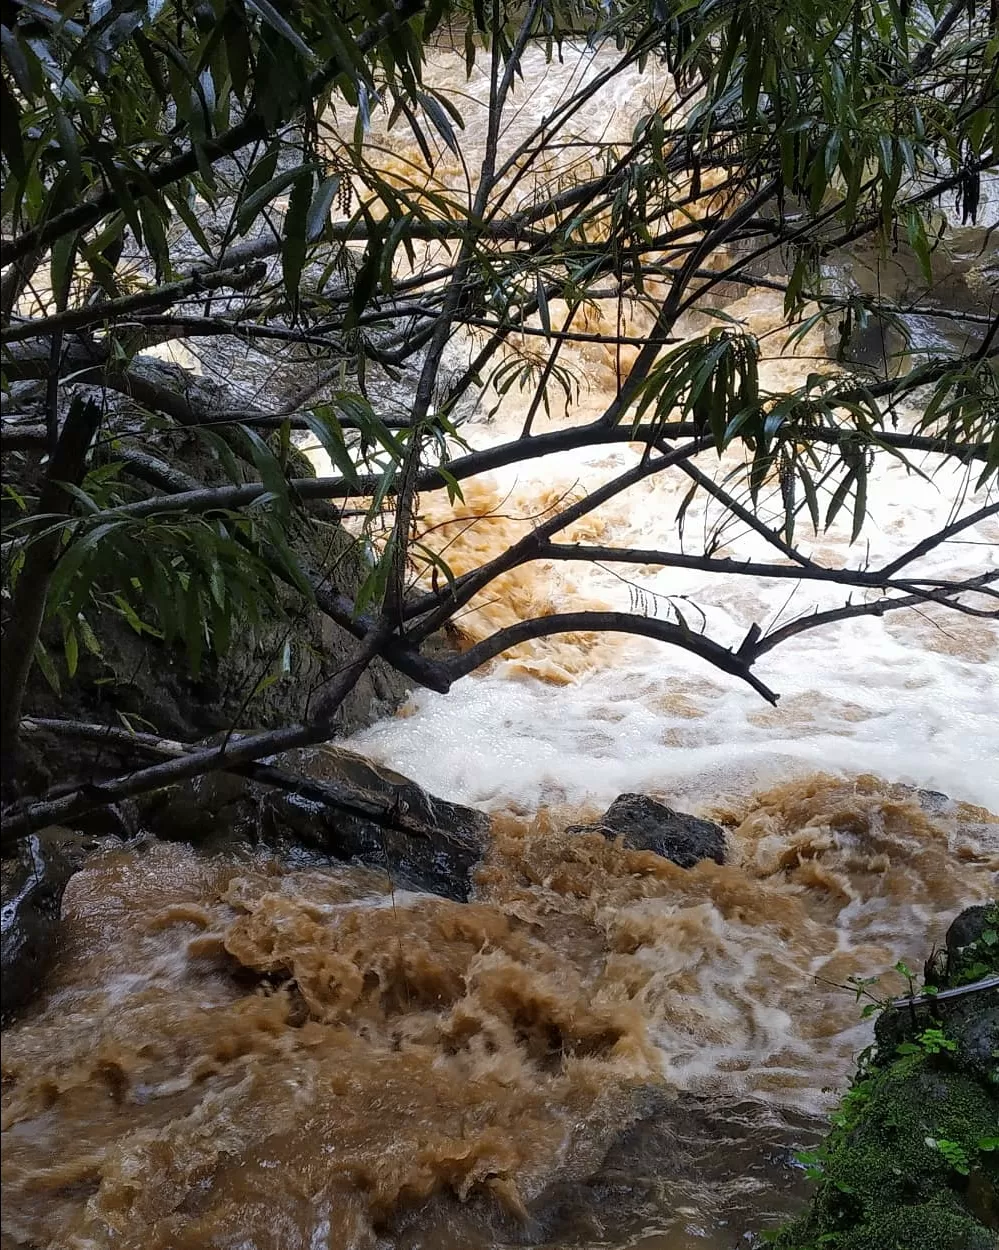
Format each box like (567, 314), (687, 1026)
(540, 541), (999, 598)
(32, 421), (986, 530)
(879, 503), (999, 578)
(748, 577), (996, 659)
(404, 441), (708, 638)
(1, 266), (268, 345)
(441, 611), (779, 703)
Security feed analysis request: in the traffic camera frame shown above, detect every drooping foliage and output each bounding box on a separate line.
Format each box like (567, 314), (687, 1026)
(1, 0), (995, 833)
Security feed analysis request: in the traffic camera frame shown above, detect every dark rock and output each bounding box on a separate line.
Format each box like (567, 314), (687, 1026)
(912, 788), (955, 815)
(945, 996), (999, 1087)
(136, 747), (490, 901)
(571, 792), (726, 868)
(1, 830), (75, 1020)
(946, 904), (993, 958)
(526, 1091), (817, 1243)
(264, 748), (491, 900)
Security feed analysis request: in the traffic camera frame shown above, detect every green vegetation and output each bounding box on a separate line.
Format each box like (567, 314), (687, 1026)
(773, 904), (999, 1250)
(2, 3), (996, 837)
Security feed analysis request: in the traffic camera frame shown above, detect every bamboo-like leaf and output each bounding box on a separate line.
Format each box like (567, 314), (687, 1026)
(46, 520), (126, 611)
(851, 457), (868, 543)
(418, 90), (460, 154)
(63, 620), (79, 678)
(303, 407), (360, 488)
(536, 273), (551, 339)
(825, 468), (856, 531)
(307, 174), (341, 241)
(33, 639), (61, 694)
(49, 229), (77, 310)
(236, 161), (318, 235)
(244, 0), (316, 61)
(282, 164), (313, 302)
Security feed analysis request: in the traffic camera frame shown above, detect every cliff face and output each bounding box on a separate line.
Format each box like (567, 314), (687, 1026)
(773, 902), (999, 1250)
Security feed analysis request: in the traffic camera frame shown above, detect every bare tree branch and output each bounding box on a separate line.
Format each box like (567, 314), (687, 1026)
(442, 611), (779, 703)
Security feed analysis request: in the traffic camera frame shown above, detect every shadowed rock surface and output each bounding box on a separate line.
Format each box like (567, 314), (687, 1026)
(136, 746), (491, 901)
(1, 831), (75, 1021)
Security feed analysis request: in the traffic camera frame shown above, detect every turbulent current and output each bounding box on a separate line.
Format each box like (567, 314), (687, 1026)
(3, 41), (998, 1250)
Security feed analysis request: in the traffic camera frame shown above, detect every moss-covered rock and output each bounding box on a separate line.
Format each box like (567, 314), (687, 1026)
(773, 902), (999, 1250)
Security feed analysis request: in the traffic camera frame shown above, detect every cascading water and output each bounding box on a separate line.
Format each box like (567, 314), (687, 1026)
(2, 41), (996, 1250)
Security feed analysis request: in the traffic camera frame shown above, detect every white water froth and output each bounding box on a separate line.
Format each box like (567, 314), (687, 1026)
(330, 45), (998, 816)
(347, 407), (997, 812)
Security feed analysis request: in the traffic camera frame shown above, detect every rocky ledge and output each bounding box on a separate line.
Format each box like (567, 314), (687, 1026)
(773, 901), (999, 1250)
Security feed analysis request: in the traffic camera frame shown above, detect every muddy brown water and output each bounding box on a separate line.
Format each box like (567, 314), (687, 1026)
(2, 774), (995, 1248)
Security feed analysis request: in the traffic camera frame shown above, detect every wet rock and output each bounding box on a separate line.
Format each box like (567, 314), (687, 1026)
(776, 902), (999, 1250)
(526, 1091), (817, 1244)
(137, 747), (490, 901)
(1, 830), (74, 1020)
(571, 792), (726, 867)
(268, 748), (490, 900)
(945, 996), (999, 1088)
(946, 904), (993, 958)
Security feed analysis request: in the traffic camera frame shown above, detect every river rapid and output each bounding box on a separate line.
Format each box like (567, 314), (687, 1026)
(2, 40), (998, 1250)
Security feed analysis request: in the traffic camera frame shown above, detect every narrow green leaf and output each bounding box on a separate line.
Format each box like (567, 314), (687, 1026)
(825, 468), (857, 531)
(236, 162), (318, 236)
(303, 407), (360, 488)
(183, 575), (205, 676)
(851, 459), (868, 543)
(418, 90), (460, 154)
(50, 230), (77, 310)
(53, 106), (82, 189)
(77, 614), (103, 658)
(282, 164), (314, 302)
(242, 425), (290, 508)
(46, 521), (126, 611)
(307, 174), (341, 241)
(63, 621), (79, 678)
(165, 183), (213, 257)
(245, 0), (316, 61)
(34, 639), (61, 694)
(536, 273), (551, 339)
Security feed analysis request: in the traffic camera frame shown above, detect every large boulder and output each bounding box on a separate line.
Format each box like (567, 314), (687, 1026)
(135, 746), (491, 901)
(570, 792), (726, 867)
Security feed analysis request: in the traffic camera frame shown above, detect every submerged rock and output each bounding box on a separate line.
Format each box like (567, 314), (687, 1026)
(387, 1087), (818, 1247)
(570, 792), (726, 867)
(1, 831), (74, 1020)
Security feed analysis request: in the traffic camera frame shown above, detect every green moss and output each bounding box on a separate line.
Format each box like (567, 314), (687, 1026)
(772, 903), (999, 1250)
(830, 1201), (995, 1250)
